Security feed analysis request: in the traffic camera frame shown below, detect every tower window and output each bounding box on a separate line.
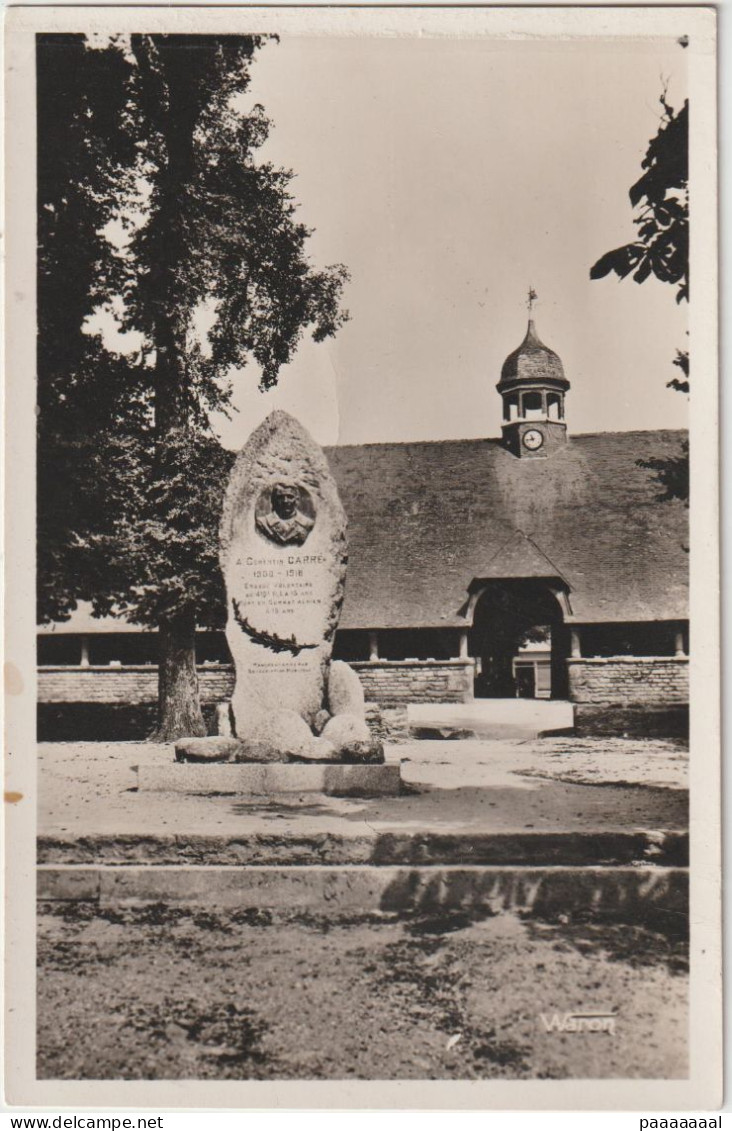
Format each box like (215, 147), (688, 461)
(522, 391), (544, 420)
(547, 393), (562, 420)
(504, 394), (519, 422)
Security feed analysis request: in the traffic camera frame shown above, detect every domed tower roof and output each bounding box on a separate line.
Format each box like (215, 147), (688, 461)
(498, 319), (569, 391)
(496, 301), (571, 458)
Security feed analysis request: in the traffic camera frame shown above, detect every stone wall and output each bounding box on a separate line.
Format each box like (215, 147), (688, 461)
(38, 666), (234, 706)
(37, 667), (418, 743)
(38, 658), (476, 709)
(41, 657), (686, 711)
(567, 657), (688, 706)
(351, 659), (475, 705)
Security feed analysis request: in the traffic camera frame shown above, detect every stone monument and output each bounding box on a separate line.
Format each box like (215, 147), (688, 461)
(218, 409), (382, 764)
(161, 410), (394, 790)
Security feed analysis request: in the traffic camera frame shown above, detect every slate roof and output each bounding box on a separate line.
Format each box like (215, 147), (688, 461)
(498, 319), (568, 389)
(324, 430), (688, 629)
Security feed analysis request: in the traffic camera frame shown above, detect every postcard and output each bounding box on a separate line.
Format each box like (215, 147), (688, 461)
(4, 4), (720, 1110)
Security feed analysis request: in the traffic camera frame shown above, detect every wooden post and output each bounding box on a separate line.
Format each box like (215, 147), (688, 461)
(570, 629), (581, 659)
(368, 631), (379, 662)
(459, 630), (469, 659)
(674, 631), (686, 658)
(80, 635), (90, 667)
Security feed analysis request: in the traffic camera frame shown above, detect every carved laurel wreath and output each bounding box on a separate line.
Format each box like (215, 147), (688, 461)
(232, 599), (318, 656)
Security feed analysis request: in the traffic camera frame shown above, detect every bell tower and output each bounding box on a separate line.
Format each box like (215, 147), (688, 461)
(497, 292), (570, 458)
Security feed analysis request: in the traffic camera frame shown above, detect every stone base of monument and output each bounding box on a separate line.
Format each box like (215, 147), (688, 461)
(136, 761), (402, 797)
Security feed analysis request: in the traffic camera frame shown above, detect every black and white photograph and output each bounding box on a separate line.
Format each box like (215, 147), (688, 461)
(4, 3), (720, 1110)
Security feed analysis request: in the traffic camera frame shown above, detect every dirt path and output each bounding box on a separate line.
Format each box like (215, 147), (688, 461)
(38, 903), (687, 1081)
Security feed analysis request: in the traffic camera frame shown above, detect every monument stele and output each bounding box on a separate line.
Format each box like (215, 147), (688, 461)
(216, 410), (382, 764)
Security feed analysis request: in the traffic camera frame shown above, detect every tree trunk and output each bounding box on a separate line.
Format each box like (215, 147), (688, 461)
(132, 39), (210, 741)
(153, 613), (207, 741)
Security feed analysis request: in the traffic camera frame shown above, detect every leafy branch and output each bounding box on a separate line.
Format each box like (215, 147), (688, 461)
(590, 98), (688, 306)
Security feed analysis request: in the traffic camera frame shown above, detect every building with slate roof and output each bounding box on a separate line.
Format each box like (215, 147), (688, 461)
(38, 313), (689, 738)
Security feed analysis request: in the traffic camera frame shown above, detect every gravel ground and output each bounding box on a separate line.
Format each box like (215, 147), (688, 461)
(38, 738), (688, 840)
(509, 738), (688, 790)
(37, 902), (687, 1081)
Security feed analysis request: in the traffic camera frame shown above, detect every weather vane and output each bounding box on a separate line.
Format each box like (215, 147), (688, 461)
(527, 287), (538, 314)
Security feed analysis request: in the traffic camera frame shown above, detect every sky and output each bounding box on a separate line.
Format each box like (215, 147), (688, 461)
(210, 32), (688, 450)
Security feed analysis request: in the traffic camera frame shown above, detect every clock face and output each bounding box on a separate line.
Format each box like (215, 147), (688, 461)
(523, 428), (544, 451)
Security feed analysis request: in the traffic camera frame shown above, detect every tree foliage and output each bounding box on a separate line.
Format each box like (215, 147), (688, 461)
(590, 93), (689, 504)
(637, 441), (689, 504)
(590, 97), (688, 305)
(668, 343), (689, 395)
(37, 34), (349, 734)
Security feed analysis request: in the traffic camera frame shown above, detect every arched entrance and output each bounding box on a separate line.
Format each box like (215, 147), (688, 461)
(469, 580), (570, 699)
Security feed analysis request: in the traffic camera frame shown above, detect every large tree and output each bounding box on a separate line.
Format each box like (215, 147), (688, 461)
(590, 94), (688, 502)
(37, 34), (349, 737)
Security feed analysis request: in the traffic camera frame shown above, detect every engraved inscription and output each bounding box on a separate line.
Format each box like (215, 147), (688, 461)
(232, 552), (327, 673)
(233, 554), (326, 621)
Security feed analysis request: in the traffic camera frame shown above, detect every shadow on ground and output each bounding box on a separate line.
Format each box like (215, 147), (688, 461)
(37, 900), (688, 1082)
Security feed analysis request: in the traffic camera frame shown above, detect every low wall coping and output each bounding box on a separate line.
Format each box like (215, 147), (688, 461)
(567, 656), (688, 666)
(39, 659), (475, 674)
(40, 656), (684, 674)
(39, 664), (231, 673)
(352, 658), (475, 669)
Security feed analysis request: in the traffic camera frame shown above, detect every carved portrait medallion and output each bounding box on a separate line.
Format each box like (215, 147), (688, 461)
(254, 480), (316, 547)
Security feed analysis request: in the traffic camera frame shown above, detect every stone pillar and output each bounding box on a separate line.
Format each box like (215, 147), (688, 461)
(570, 629), (582, 658)
(541, 390), (548, 417)
(459, 630), (469, 659)
(80, 635), (90, 668)
(674, 631), (686, 658)
(368, 631), (379, 662)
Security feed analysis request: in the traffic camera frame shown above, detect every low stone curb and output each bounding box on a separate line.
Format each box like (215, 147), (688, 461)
(37, 863), (688, 927)
(37, 829), (689, 868)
